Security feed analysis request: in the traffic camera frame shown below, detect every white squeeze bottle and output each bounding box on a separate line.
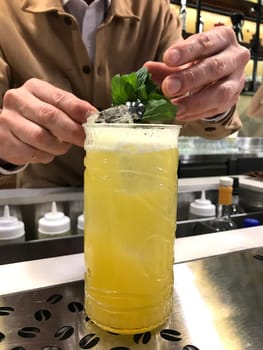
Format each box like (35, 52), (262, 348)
(0, 205), (25, 245)
(189, 190), (216, 219)
(38, 201), (71, 239)
(77, 213), (84, 235)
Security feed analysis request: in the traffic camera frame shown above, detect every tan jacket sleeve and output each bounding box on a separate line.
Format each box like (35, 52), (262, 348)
(0, 49), (10, 107)
(178, 106), (242, 140)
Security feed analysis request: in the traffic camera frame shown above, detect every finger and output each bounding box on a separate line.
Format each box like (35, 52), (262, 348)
(172, 74), (243, 121)
(162, 49), (243, 98)
(144, 61), (181, 86)
(0, 125), (55, 165)
(8, 112), (71, 155)
(0, 109), (69, 164)
(163, 26), (237, 67)
(4, 88), (85, 147)
(24, 78), (97, 123)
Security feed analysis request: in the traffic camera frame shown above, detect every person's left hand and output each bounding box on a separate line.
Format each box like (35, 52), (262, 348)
(145, 26), (250, 122)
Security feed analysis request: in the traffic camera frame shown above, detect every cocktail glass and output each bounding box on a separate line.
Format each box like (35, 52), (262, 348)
(83, 123), (181, 334)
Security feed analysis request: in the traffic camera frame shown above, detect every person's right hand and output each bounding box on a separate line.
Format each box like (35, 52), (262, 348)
(0, 78), (97, 165)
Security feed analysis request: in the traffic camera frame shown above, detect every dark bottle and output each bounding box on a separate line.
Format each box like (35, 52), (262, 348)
(207, 177), (237, 232)
(231, 177), (244, 215)
(230, 13), (244, 43)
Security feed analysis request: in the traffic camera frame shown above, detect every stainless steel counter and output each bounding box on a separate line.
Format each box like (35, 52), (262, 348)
(0, 177), (262, 349)
(0, 246), (262, 350)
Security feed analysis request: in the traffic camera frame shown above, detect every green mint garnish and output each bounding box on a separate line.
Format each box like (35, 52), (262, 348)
(111, 67), (177, 123)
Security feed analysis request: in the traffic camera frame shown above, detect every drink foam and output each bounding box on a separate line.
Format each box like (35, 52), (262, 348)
(84, 124), (181, 152)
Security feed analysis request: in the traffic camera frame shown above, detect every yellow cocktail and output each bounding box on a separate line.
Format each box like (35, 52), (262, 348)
(83, 124), (180, 334)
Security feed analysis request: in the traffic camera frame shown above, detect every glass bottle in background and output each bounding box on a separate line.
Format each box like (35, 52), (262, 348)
(207, 177), (237, 232)
(230, 13), (244, 43)
(230, 177), (244, 215)
(180, 0), (187, 36)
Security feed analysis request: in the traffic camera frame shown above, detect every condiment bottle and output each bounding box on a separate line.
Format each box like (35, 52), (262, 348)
(0, 205), (25, 244)
(189, 190), (216, 219)
(77, 213), (84, 235)
(38, 201), (71, 239)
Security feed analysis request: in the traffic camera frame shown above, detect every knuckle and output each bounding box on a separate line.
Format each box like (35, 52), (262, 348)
(184, 42), (195, 57)
(232, 46), (250, 68)
(3, 88), (19, 105)
(54, 143), (71, 156)
(24, 77), (39, 89)
(41, 154), (55, 164)
(226, 26), (236, 41)
(0, 115), (7, 128)
(32, 128), (48, 145)
(218, 26), (236, 43)
(219, 83), (233, 103)
(184, 69), (199, 87)
(210, 56), (226, 74)
(198, 31), (214, 50)
(52, 91), (67, 106)
(31, 153), (54, 164)
(38, 104), (57, 124)
(239, 46), (250, 64)
(55, 146), (69, 156)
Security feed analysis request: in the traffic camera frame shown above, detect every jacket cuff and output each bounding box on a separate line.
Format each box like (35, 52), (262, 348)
(0, 161), (28, 175)
(202, 105), (236, 123)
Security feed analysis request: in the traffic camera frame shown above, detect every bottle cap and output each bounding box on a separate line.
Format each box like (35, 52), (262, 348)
(220, 176), (233, 187)
(0, 205), (25, 240)
(189, 190), (216, 217)
(38, 202), (70, 235)
(243, 217), (260, 228)
(77, 213), (84, 231)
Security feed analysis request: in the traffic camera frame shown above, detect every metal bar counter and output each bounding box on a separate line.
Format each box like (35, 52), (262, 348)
(0, 227), (262, 350)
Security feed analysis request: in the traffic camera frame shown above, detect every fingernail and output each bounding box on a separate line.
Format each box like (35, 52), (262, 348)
(87, 108), (97, 115)
(166, 78), (181, 95)
(165, 49), (180, 65)
(84, 109), (97, 120)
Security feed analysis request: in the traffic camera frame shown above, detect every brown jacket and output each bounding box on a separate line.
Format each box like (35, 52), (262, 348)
(0, 0), (242, 187)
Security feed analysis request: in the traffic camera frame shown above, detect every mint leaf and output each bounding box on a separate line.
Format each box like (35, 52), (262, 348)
(142, 99), (177, 123)
(111, 73), (137, 105)
(111, 67), (177, 123)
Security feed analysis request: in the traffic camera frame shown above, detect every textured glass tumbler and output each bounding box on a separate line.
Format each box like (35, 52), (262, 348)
(83, 123), (181, 334)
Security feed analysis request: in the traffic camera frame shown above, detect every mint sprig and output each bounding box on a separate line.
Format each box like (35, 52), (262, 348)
(111, 67), (177, 123)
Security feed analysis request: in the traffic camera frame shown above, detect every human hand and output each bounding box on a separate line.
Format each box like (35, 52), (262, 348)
(145, 26), (250, 121)
(0, 78), (97, 165)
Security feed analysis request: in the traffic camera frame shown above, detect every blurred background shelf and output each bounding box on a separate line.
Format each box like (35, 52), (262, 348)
(178, 137), (263, 178)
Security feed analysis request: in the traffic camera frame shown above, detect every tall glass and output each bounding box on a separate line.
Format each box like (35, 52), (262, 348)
(83, 123), (181, 334)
